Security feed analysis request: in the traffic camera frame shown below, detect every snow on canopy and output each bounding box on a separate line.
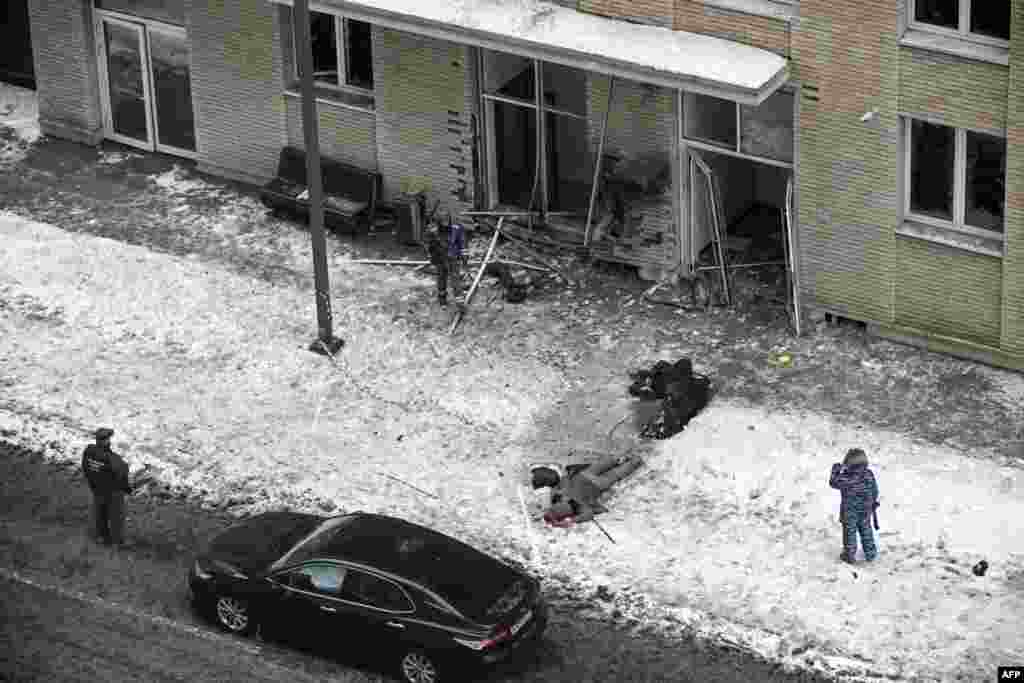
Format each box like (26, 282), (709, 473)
(327, 0), (787, 91)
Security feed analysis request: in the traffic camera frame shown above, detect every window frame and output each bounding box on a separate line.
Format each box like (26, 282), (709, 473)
(273, 561), (416, 614)
(339, 567), (416, 613)
(902, 116), (1007, 239)
(908, 0), (1010, 48)
(681, 88), (795, 169)
(293, 9), (374, 94)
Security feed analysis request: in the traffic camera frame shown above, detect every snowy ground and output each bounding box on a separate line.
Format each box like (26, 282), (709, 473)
(2, 206), (1023, 681)
(0, 85), (40, 166)
(3, 82), (1024, 681)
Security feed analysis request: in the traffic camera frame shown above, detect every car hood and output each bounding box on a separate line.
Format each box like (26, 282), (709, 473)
(203, 511), (325, 575)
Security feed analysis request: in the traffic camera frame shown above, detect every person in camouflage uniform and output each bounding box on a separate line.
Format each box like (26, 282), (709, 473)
(425, 218), (466, 308)
(81, 427), (132, 547)
(829, 448), (880, 563)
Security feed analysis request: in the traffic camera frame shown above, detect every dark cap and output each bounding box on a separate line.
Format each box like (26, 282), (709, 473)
(95, 427), (114, 440)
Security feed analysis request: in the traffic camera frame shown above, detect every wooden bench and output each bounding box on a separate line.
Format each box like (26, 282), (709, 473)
(260, 146), (381, 235)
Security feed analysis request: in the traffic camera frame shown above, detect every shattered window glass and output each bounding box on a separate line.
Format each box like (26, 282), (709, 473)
(684, 92), (737, 150)
(909, 119), (955, 222)
(739, 90), (794, 162)
(965, 131), (1006, 232)
(484, 51), (535, 103)
(301, 11), (339, 86)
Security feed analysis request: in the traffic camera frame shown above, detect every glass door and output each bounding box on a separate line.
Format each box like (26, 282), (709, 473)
(147, 25), (195, 153)
(98, 16), (152, 147)
(95, 11), (197, 156)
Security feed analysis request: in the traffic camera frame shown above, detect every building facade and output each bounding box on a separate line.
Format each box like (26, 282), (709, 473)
(26, 0), (1024, 370)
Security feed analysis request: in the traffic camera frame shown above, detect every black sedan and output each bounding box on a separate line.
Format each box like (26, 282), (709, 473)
(188, 511), (548, 683)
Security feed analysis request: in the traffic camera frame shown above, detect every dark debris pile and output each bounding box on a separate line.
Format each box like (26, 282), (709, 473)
(628, 358), (711, 440)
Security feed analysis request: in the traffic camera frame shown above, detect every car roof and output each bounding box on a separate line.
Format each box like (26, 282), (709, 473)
(323, 513), (520, 618)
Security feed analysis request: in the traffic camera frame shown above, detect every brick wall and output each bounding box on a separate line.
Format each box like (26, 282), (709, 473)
(373, 28), (475, 216)
(27, 0), (103, 144)
(673, 1), (789, 56)
(790, 1), (902, 323)
(894, 236), (1002, 345)
(283, 97), (377, 171)
(189, 0), (286, 184)
(1002, 0), (1024, 356)
(579, 0), (674, 27)
(899, 48), (1009, 131)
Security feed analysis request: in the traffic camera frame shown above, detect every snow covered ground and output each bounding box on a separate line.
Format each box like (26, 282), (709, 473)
(0, 84), (40, 165)
(2, 205), (1023, 682)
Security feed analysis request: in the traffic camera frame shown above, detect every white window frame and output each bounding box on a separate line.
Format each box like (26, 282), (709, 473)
(681, 89), (795, 169)
(293, 9), (373, 93)
(908, 0), (1010, 48)
(902, 116), (1007, 238)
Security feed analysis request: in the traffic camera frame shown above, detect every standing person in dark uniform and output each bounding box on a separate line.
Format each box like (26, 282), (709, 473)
(81, 427), (131, 547)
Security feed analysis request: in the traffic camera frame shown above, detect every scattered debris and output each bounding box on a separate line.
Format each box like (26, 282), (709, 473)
(628, 358), (711, 439)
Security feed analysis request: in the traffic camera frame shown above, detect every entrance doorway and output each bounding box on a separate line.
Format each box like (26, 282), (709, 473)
(689, 148), (799, 330)
(94, 10), (196, 156)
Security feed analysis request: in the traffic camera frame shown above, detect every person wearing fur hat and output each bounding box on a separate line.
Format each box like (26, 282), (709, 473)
(531, 455), (643, 526)
(830, 448), (879, 563)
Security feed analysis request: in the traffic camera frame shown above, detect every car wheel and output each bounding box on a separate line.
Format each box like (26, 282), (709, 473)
(399, 649), (443, 683)
(214, 595), (253, 635)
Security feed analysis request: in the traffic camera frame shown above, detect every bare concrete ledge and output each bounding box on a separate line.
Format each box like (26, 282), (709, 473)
(869, 321), (1024, 373)
(899, 29), (1009, 67)
(38, 119), (103, 147)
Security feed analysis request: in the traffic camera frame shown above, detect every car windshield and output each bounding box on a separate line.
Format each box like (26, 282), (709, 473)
(270, 515), (357, 571)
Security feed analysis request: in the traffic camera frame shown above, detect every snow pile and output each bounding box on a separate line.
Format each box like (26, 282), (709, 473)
(0, 83), (41, 165)
(149, 165), (225, 196)
(3, 210), (1024, 681)
(359, 0), (786, 89)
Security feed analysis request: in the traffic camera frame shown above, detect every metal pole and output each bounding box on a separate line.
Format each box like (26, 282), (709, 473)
(584, 76), (615, 247)
(295, 0), (342, 355)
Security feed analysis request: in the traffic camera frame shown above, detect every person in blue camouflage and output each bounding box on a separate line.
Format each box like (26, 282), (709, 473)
(829, 448), (879, 563)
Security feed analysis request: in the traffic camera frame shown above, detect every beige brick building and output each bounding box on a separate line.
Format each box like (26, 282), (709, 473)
(27, 0), (1024, 370)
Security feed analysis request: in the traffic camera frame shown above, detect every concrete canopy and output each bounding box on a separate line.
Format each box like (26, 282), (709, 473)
(269, 0), (789, 105)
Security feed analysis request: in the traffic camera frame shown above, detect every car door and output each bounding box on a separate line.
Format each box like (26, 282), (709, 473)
(266, 562), (358, 650)
(335, 568), (418, 656)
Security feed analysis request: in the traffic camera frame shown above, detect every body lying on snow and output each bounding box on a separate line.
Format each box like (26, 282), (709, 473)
(530, 456), (644, 526)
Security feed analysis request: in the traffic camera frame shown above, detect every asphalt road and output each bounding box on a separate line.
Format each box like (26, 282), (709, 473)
(0, 573), (379, 683)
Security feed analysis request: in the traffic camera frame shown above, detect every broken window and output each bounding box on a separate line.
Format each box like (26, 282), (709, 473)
(542, 62), (587, 116)
(684, 92), (736, 150)
(909, 119), (954, 222)
(907, 118), (1006, 234)
(344, 19), (374, 90)
(296, 11), (374, 90)
(739, 90), (794, 163)
(965, 131), (1006, 232)
(912, 0), (1010, 41)
(484, 52), (535, 102)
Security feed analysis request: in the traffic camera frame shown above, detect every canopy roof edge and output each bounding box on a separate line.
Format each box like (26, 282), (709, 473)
(269, 0), (789, 105)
